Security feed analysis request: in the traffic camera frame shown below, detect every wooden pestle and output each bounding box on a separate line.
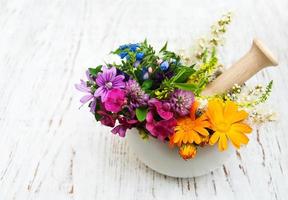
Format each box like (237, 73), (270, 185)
(201, 39), (278, 96)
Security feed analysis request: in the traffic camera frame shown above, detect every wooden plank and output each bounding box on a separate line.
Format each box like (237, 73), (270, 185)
(0, 0), (287, 199)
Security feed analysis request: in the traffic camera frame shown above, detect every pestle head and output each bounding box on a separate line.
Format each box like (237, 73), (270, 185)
(252, 38), (278, 67)
(201, 38), (278, 96)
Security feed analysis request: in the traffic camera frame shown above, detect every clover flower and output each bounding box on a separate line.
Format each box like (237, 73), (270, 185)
(125, 80), (149, 110)
(169, 89), (194, 116)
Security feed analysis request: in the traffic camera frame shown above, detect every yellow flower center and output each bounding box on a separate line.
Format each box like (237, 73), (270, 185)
(217, 121), (231, 132)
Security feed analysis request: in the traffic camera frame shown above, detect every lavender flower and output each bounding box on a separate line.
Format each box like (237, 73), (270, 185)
(125, 80), (149, 110)
(94, 66), (125, 102)
(75, 80), (97, 113)
(75, 80), (93, 103)
(169, 89), (194, 116)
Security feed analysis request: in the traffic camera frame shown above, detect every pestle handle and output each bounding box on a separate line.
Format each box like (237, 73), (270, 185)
(201, 39), (278, 96)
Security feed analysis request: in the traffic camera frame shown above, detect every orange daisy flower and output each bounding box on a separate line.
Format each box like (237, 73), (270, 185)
(170, 101), (211, 147)
(206, 98), (252, 151)
(179, 144), (197, 160)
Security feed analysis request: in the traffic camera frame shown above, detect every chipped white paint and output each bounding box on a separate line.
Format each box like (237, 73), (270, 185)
(0, 0), (287, 199)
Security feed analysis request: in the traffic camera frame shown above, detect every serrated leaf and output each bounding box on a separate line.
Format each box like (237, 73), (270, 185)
(136, 107), (148, 122)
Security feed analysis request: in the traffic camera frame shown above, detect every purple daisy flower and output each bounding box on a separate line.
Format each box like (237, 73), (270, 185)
(169, 89), (194, 116)
(125, 79), (149, 110)
(94, 66), (125, 102)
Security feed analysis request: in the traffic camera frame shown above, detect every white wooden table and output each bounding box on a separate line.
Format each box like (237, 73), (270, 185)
(0, 0), (288, 199)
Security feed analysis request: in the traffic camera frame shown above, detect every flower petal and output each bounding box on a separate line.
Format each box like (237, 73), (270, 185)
(96, 74), (106, 86)
(226, 131), (241, 149)
(227, 130), (249, 147)
(192, 131), (202, 144)
(224, 101), (238, 122)
(218, 133), (228, 151)
(112, 75), (125, 88)
(94, 86), (105, 97)
(75, 81), (90, 92)
(80, 95), (93, 104)
(230, 111), (249, 123)
(231, 123), (252, 134)
(207, 99), (224, 125)
(209, 131), (221, 145)
(90, 100), (97, 113)
(111, 125), (127, 137)
(106, 67), (117, 80)
(193, 127), (209, 136)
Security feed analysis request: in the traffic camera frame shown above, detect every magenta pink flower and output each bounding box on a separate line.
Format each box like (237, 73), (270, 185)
(148, 98), (173, 120)
(94, 66), (125, 102)
(111, 117), (138, 137)
(146, 111), (177, 140)
(104, 88), (126, 113)
(97, 110), (116, 127)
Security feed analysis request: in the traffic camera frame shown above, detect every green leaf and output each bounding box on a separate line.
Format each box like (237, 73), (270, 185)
(94, 103), (101, 121)
(160, 42), (168, 52)
(171, 68), (187, 83)
(142, 80), (153, 90)
(174, 83), (198, 92)
(89, 65), (102, 76)
(137, 128), (149, 140)
(174, 67), (195, 83)
(136, 107), (148, 122)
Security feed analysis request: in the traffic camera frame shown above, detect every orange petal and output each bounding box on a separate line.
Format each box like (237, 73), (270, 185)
(194, 127), (209, 136)
(209, 131), (220, 145)
(226, 131), (241, 149)
(195, 119), (211, 128)
(224, 101), (238, 121)
(231, 123), (252, 134)
(190, 101), (199, 120)
(229, 110), (249, 123)
(227, 130), (249, 146)
(218, 134), (228, 151)
(193, 131), (202, 144)
(207, 99), (224, 123)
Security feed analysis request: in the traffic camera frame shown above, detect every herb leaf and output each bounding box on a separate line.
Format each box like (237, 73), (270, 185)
(136, 107), (148, 122)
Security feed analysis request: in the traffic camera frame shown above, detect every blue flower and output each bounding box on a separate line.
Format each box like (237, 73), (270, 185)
(129, 44), (139, 52)
(119, 44), (128, 50)
(160, 61), (169, 71)
(119, 43), (139, 52)
(119, 52), (128, 59)
(136, 52), (144, 61)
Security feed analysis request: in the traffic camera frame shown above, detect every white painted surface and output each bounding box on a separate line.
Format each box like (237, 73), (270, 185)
(0, 0), (287, 199)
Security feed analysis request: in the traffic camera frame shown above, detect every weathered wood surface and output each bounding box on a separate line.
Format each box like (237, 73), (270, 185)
(0, 0), (287, 199)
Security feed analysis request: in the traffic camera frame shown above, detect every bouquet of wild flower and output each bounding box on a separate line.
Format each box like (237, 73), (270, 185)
(76, 13), (276, 160)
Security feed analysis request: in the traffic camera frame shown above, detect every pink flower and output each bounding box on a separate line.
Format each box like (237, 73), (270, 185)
(146, 111), (177, 140)
(104, 88), (125, 113)
(97, 110), (116, 127)
(148, 98), (173, 120)
(111, 117), (138, 137)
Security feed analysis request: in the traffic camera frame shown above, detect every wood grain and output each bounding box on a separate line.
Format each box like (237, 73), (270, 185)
(0, 0), (287, 199)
